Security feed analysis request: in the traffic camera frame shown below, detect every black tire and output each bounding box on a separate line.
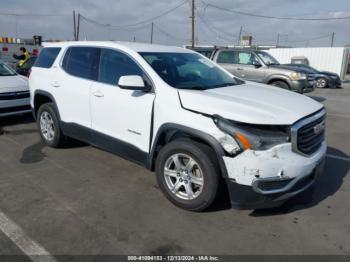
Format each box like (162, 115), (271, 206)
(315, 77), (328, 88)
(155, 139), (220, 211)
(37, 103), (66, 148)
(270, 80), (290, 90)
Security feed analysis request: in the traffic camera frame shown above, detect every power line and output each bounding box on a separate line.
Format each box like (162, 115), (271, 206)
(0, 12), (68, 17)
(203, 2), (350, 21)
(80, 0), (187, 30)
(153, 23), (187, 42)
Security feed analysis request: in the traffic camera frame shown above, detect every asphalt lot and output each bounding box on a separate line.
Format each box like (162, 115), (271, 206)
(0, 84), (349, 257)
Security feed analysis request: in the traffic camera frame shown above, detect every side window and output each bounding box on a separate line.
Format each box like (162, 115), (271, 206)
(62, 47), (99, 80)
(237, 52), (259, 65)
(98, 49), (143, 86)
(33, 48), (61, 68)
(216, 51), (235, 64)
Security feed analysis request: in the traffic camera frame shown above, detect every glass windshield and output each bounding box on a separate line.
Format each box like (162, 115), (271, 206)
(139, 52), (238, 90)
(256, 51), (280, 65)
(0, 62), (16, 76)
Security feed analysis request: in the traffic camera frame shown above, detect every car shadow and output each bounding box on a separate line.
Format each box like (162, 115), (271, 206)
(250, 147), (349, 216)
(0, 113), (35, 135)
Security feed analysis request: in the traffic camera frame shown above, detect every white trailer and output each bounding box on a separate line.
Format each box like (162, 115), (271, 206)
(267, 46), (350, 82)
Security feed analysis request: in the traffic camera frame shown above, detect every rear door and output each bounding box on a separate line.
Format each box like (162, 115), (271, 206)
(53, 46), (99, 128)
(215, 50), (240, 76)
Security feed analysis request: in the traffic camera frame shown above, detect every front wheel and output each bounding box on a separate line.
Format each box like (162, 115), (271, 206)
(155, 139), (219, 211)
(315, 78), (328, 88)
(270, 80), (290, 90)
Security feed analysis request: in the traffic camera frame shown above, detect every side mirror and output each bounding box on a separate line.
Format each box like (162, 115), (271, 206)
(118, 75), (150, 91)
(253, 61), (262, 68)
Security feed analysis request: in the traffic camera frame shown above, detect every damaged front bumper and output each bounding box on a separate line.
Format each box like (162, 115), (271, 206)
(223, 141), (327, 209)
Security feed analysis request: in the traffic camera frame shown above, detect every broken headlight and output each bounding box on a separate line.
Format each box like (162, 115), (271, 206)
(213, 115), (290, 153)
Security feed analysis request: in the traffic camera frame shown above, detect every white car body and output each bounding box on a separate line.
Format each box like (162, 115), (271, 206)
(29, 42), (327, 209)
(0, 61), (31, 117)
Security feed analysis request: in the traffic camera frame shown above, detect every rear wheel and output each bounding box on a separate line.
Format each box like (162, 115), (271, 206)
(37, 103), (66, 148)
(316, 78), (328, 88)
(155, 139), (219, 211)
(270, 80), (290, 90)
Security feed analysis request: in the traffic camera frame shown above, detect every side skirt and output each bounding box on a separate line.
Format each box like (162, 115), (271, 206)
(60, 122), (149, 167)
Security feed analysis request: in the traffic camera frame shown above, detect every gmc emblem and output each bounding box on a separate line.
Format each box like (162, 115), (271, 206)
(313, 120), (326, 135)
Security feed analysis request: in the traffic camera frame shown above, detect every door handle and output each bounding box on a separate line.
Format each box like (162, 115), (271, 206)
(51, 81), (60, 88)
(237, 68), (244, 71)
(92, 91), (104, 98)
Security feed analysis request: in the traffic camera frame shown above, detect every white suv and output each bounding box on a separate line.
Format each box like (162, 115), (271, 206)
(29, 42), (327, 211)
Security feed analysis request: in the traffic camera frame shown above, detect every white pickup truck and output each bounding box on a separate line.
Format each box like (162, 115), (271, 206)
(29, 42), (326, 211)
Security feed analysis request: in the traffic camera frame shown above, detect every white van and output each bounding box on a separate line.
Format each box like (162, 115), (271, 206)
(29, 42), (326, 211)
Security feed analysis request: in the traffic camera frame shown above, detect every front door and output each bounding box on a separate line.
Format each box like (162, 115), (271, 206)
(90, 48), (155, 156)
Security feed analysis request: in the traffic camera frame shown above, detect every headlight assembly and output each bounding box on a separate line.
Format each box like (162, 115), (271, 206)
(213, 115), (290, 154)
(290, 72), (307, 81)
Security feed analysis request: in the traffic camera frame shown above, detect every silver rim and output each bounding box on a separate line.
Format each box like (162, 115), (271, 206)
(163, 153), (204, 200)
(316, 79), (326, 88)
(40, 111), (55, 141)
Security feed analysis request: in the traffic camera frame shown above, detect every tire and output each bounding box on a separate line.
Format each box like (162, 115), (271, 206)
(37, 103), (66, 148)
(270, 80), (290, 90)
(155, 139), (220, 211)
(315, 78), (328, 88)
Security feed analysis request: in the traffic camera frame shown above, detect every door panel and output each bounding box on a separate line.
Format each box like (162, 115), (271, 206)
(90, 48), (155, 153)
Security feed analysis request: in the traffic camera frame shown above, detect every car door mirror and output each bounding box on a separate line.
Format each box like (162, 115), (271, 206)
(118, 75), (150, 91)
(253, 61), (262, 68)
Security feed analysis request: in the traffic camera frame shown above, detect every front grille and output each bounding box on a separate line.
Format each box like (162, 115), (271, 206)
(0, 91), (30, 100)
(294, 111), (326, 155)
(307, 74), (316, 81)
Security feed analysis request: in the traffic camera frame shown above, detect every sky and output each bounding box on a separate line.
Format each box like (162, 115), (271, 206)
(0, 0), (349, 47)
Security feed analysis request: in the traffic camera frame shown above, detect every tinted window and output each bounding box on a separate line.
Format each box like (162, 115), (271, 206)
(217, 51), (236, 64)
(98, 49), (143, 85)
(63, 47), (99, 80)
(34, 48), (61, 68)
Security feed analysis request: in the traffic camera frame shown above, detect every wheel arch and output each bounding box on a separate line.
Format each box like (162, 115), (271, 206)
(33, 90), (60, 121)
(148, 123), (228, 178)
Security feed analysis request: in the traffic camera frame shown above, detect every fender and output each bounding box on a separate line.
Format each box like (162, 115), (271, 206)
(265, 74), (292, 85)
(33, 90), (61, 121)
(147, 123), (228, 178)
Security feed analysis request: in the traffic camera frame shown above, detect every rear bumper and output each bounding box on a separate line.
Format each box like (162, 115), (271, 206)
(226, 157), (325, 209)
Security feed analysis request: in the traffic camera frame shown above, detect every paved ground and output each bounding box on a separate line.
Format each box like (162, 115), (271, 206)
(0, 84), (349, 257)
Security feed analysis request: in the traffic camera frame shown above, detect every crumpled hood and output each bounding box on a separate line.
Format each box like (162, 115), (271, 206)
(178, 82), (323, 125)
(269, 64), (311, 73)
(0, 75), (28, 93)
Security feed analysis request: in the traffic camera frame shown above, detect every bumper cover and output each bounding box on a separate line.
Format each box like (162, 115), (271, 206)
(226, 155), (326, 209)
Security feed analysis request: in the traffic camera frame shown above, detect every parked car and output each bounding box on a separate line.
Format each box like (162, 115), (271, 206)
(16, 56), (37, 77)
(29, 42), (326, 211)
(211, 48), (315, 93)
(187, 47), (216, 59)
(0, 60), (31, 117)
(284, 63), (342, 88)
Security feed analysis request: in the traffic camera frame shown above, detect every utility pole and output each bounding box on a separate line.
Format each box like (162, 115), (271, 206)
(237, 26), (242, 46)
(191, 0), (195, 48)
(73, 10), (77, 41)
(150, 22), (154, 44)
(276, 33), (280, 47)
(331, 32), (335, 47)
(76, 13), (81, 41)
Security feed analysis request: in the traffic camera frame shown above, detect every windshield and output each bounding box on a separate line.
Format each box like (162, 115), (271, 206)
(256, 51), (280, 65)
(0, 62), (16, 76)
(139, 52), (238, 90)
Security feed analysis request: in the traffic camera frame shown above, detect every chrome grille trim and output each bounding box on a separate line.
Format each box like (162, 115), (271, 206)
(291, 109), (326, 157)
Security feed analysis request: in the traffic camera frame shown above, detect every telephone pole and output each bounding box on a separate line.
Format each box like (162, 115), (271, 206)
(73, 10), (77, 40)
(76, 13), (81, 41)
(237, 26), (242, 46)
(150, 22), (154, 44)
(191, 0), (195, 48)
(331, 32), (335, 47)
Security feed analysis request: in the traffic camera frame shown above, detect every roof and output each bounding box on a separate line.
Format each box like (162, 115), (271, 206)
(42, 41), (193, 53)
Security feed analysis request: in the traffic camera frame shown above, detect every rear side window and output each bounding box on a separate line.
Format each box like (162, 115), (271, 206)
(62, 47), (99, 80)
(34, 48), (61, 68)
(217, 51), (235, 64)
